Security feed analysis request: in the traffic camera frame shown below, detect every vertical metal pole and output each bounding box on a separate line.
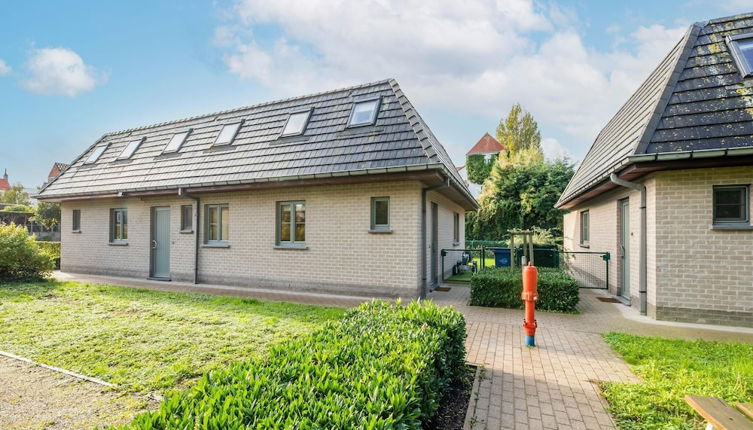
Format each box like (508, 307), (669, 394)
(441, 252), (445, 284)
(605, 252), (610, 291)
(509, 234), (515, 268)
(481, 245), (485, 270)
(528, 233), (534, 266)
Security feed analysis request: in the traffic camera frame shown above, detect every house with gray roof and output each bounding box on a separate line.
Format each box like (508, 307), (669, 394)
(557, 12), (753, 327)
(37, 79), (476, 298)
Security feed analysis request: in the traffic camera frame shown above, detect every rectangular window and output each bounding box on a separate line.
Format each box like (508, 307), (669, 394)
(84, 144), (108, 164)
(713, 185), (749, 224)
(277, 201), (305, 246)
(370, 197), (390, 231)
(110, 208), (128, 243)
(453, 212), (460, 243)
(163, 130), (192, 153)
(727, 33), (753, 77)
(204, 204), (229, 243)
(214, 121), (244, 146)
(180, 205), (193, 232)
(72, 209), (81, 232)
(118, 137), (145, 160)
(281, 110), (312, 136)
(348, 99), (381, 127)
(580, 210), (589, 246)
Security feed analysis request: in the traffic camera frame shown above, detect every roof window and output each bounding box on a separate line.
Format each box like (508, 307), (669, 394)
(281, 110), (312, 137)
(727, 33), (753, 77)
(84, 144), (108, 164)
(348, 99), (380, 127)
(117, 137), (145, 160)
(214, 121), (244, 146)
(163, 130), (192, 153)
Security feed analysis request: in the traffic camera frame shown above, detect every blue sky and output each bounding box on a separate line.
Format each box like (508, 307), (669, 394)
(0, 0), (748, 189)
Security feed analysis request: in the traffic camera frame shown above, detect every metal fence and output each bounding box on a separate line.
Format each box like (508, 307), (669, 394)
(559, 251), (610, 289)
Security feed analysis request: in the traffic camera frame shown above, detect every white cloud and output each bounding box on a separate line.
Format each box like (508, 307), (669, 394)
(22, 47), (106, 96)
(0, 59), (11, 75)
(216, 0), (687, 161)
(541, 137), (571, 161)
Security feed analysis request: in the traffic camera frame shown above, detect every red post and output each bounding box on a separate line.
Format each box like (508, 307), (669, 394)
(521, 262), (538, 347)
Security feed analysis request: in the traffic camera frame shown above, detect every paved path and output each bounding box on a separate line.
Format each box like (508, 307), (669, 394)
(428, 285), (753, 430)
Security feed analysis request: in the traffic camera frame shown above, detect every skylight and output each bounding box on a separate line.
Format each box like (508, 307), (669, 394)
(727, 33), (753, 77)
(84, 144), (108, 164)
(281, 110), (312, 136)
(163, 129), (192, 153)
(118, 137), (145, 160)
(214, 121), (244, 146)
(348, 99), (380, 127)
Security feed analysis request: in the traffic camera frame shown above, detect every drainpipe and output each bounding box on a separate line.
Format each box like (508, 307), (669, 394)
(609, 173), (647, 315)
(178, 188), (200, 284)
(421, 177), (450, 299)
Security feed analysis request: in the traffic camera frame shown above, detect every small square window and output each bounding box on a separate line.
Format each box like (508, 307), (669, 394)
(110, 208), (128, 243)
(205, 204), (229, 243)
(371, 197), (390, 231)
(281, 110), (312, 136)
(180, 205), (193, 232)
(84, 144), (108, 164)
(277, 201), (305, 246)
(214, 121), (244, 146)
(727, 33), (753, 77)
(118, 137), (145, 160)
(163, 130), (192, 153)
(713, 185), (749, 224)
(348, 99), (380, 127)
(453, 212), (460, 243)
(580, 210), (590, 246)
(72, 209), (81, 232)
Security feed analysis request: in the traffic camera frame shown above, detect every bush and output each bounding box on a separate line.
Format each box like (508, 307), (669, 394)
(470, 267), (579, 312)
(36, 241), (61, 259)
(119, 300), (466, 429)
(0, 223), (55, 281)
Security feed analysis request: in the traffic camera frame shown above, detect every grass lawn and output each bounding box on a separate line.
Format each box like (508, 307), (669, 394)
(0, 280), (344, 394)
(602, 332), (753, 429)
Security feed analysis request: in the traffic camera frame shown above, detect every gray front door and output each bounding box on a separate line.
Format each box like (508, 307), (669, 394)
(619, 200), (630, 299)
(431, 202), (439, 286)
(151, 206), (171, 279)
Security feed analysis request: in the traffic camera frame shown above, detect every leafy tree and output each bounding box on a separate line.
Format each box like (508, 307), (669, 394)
(33, 201), (61, 230)
(496, 103), (541, 159)
(1, 204), (33, 213)
(466, 153), (497, 185)
(1, 184), (31, 206)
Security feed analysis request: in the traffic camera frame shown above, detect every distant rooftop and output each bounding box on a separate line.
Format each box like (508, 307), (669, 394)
(467, 132), (506, 155)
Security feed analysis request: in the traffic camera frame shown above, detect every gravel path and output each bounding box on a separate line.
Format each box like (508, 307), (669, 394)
(0, 355), (154, 429)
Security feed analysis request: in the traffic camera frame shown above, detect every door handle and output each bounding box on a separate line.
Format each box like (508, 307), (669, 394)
(152, 240), (158, 249)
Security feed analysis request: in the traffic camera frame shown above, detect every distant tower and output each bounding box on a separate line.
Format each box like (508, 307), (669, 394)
(2, 169), (7, 181)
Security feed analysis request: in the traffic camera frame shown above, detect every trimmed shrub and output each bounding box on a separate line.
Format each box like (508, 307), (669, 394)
(36, 241), (61, 259)
(0, 223), (55, 281)
(119, 300), (466, 429)
(470, 267), (579, 312)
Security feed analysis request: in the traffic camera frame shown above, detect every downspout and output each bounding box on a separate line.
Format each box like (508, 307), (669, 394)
(421, 177), (450, 299)
(178, 188), (200, 284)
(609, 173), (647, 315)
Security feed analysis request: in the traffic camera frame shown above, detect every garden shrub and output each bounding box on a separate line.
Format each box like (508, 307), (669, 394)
(0, 223), (55, 281)
(119, 300), (466, 429)
(470, 267), (579, 312)
(36, 241), (61, 260)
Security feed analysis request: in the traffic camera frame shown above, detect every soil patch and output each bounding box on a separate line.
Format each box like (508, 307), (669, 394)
(427, 364), (476, 430)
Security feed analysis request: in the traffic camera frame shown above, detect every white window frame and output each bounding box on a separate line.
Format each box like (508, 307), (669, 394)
(580, 210), (590, 247)
(347, 98), (381, 127)
(726, 33), (753, 78)
(214, 121), (244, 146)
(117, 137), (145, 160)
(84, 144), (108, 164)
(110, 208), (128, 244)
(276, 201), (306, 247)
(453, 212), (460, 244)
(163, 129), (192, 154)
(280, 109), (312, 137)
(204, 204), (229, 244)
(72, 209), (81, 233)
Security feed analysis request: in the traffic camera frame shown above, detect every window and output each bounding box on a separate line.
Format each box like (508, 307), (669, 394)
(110, 208), (127, 243)
(180, 205), (193, 232)
(370, 197), (390, 231)
(453, 212), (460, 243)
(580, 210), (590, 246)
(204, 204), (229, 243)
(72, 209), (81, 232)
(348, 99), (380, 127)
(713, 185), (749, 225)
(84, 144), (108, 164)
(277, 201), (305, 246)
(214, 121), (244, 146)
(118, 137), (145, 160)
(163, 130), (192, 153)
(727, 33), (753, 77)
(281, 110), (312, 136)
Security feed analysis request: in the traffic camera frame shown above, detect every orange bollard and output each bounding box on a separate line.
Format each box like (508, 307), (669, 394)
(521, 262), (538, 347)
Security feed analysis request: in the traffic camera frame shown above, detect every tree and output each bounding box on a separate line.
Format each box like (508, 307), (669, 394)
(466, 153), (497, 185)
(496, 103), (541, 160)
(33, 201), (61, 230)
(1, 184), (31, 206)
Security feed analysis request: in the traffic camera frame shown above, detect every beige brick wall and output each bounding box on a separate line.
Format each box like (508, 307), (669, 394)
(653, 166), (753, 323)
(61, 180), (465, 298)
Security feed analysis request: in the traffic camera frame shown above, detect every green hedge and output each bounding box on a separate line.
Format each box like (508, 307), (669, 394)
(36, 241), (61, 260)
(119, 300), (466, 429)
(0, 223), (54, 281)
(470, 268), (579, 312)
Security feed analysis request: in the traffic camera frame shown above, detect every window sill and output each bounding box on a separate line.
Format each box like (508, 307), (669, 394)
(274, 245), (308, 250)
(453, 241), (461, 247)
(710, 223), (753, 231)
(368, 228), (392, 234)
(179, 229), (194, 234)
(202, 242), (230, 248)
(71, 230), (81, 234)
(579, 243), (590, 248)
(109, 242), (128, 246)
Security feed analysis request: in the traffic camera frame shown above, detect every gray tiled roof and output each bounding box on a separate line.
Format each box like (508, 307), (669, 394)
(557, 12), (753, 207)
(38, 79), (473, 205)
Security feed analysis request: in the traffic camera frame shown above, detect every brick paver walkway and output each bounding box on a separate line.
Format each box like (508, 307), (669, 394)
(428, 285), (753, 430)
